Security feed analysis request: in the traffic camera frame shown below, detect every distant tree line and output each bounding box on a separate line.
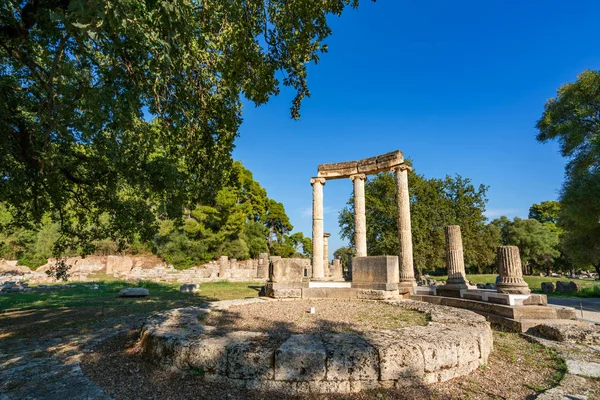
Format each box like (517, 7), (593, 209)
(0, 162), (311, 270)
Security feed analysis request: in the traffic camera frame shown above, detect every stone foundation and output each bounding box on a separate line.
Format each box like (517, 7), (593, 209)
(140, 299), (493, 394)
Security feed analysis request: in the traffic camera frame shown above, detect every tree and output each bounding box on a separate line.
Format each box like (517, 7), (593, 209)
(0, 0), (365, 257)
(536, 70), (600, 274)
(558, 169), (600, 275)
(493, 217), (560, 275)
(338, 171), (494, 276)
(529, 201), (561, 225)
(333, 246), (354, 277)
(265, 200), (293, 250)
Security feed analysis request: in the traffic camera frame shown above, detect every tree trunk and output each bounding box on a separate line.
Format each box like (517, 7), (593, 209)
(594, 264), (600, 280)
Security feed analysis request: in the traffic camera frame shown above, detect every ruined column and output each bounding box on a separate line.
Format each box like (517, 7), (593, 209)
(496, 246), (530, 294)
(331, 258), (344, 281)
(311, 177), (326, 280)
(392, 165), (416, 293)
(323, 232), (331, 274)
(437, 225), (468, 297)
(219, 255), (228, 278)
(350, 173), (367, 257)
(256, 253), (269, 280)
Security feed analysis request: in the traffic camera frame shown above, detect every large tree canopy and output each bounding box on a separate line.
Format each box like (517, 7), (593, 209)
(0, 0), (362, 254)
(536, 70), (600, 274)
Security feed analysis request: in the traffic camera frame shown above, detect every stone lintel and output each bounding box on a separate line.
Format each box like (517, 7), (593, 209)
(317, 150), (405, 179)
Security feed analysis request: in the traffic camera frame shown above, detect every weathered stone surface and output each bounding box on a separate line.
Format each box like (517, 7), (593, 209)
(226, 340), (275, 380)
(556, 281), (581, 294)
(322, 333), (378, 381)
(441, 225), (468, 294)
(269, 258), (308, 284)
(393, 164), (416, 293)
(541, 282), (555, 293)
(141, 298), (493, 394)
(566, 359), (600, 378)
(538, 323), (600, 344)
(496, 246), (530, 294)
(351, 256), (399, 291)
(179, 283), (200, 293)
(118, 287), (149, 297)
(275, 334), (327, 381)
(365, 330), (424, 380)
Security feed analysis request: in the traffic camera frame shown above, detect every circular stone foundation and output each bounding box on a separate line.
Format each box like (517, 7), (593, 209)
(140, 299), (493, 394)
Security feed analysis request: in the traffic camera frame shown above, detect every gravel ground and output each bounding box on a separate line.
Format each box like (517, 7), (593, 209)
(204, 299), (427, 341)
(81, 329), (565, 400)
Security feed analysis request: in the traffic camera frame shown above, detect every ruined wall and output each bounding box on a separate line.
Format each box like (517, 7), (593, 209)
(0, 255), (269, 284)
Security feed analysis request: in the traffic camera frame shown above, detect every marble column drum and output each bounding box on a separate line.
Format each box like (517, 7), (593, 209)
(445, 225), (468, 287)
(496, 246), (530, 294)
(392, 165), (416, 293)
(350, 173), (367, 257)
(311, 177), (326, 280)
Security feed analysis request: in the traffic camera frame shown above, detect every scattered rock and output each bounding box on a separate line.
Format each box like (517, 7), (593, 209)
(556, 281), (581, 294)
(118, 288), (149, 297)
(541, 282), (555, 294)
(537, 323), (600, 344)
(179, 283), (200, 293)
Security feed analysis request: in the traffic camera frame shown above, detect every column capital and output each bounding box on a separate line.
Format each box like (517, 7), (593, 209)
(391, 164), (413, 173)
(349, 173), (366, 181)
(323, 232), (331, 238)
(310, 177), (326, 186)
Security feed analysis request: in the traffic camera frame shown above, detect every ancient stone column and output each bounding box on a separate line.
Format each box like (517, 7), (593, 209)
(392, 165), (416, 293)
(311, 177), (326, 280)
(496, 246), (530, 294)
(350, 173), (367, 257)
(437, 225), (468, 297)
(331, 258), (343, 281)
(323, 232), (331, 275)
(219, 255), (228, 278)
(256, 253), (269, 280)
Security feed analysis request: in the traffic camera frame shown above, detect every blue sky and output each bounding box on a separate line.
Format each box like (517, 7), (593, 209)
(232, 0), (600, 259)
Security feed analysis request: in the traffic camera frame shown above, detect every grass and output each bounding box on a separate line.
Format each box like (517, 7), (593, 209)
(431, 274), (600, 297)
(0, 280), (260, 312)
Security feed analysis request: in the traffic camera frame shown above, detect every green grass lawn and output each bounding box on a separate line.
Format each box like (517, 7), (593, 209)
(0, 280), (261, 312)
(431, 274), (600, 297)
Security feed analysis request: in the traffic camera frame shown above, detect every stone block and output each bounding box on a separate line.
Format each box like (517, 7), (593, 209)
(364, 331), (424, 380)
(376, 150), (404, 170)
(226, 341), (274, 380)
(269, 258), (307, 284)
(119, 287), (149, 297)
(541, 282), (555, 294)
(179, 284), (200, 293)
(274, 334), (327, 381)
(556, 281), (581, 293)
(322, 334), (379, 381)
(317, 161), (359, 179)
(351, 256), (399, 291)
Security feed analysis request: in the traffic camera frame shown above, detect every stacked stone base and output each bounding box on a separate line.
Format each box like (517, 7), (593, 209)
(140, 300), (493, 394)
(265, 283), (402, 301)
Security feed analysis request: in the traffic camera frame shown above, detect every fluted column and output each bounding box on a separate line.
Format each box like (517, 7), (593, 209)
(496, 246), (530, 294)
(323, 232), (331, 274)
(392, 164), (416, 292)
(350, 173), (367, 257)
(445, 226), (467, 286)
(311, 177), (326, 280)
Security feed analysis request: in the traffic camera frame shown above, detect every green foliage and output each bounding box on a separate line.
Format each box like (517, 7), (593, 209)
(0, 161), (305, 270)
(529, 201), (561, 225)
(0, 0), (363, 256)
(493, 217), (560, 273)
(338, 171), (494, 275)
(536, 70), (600, 274)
